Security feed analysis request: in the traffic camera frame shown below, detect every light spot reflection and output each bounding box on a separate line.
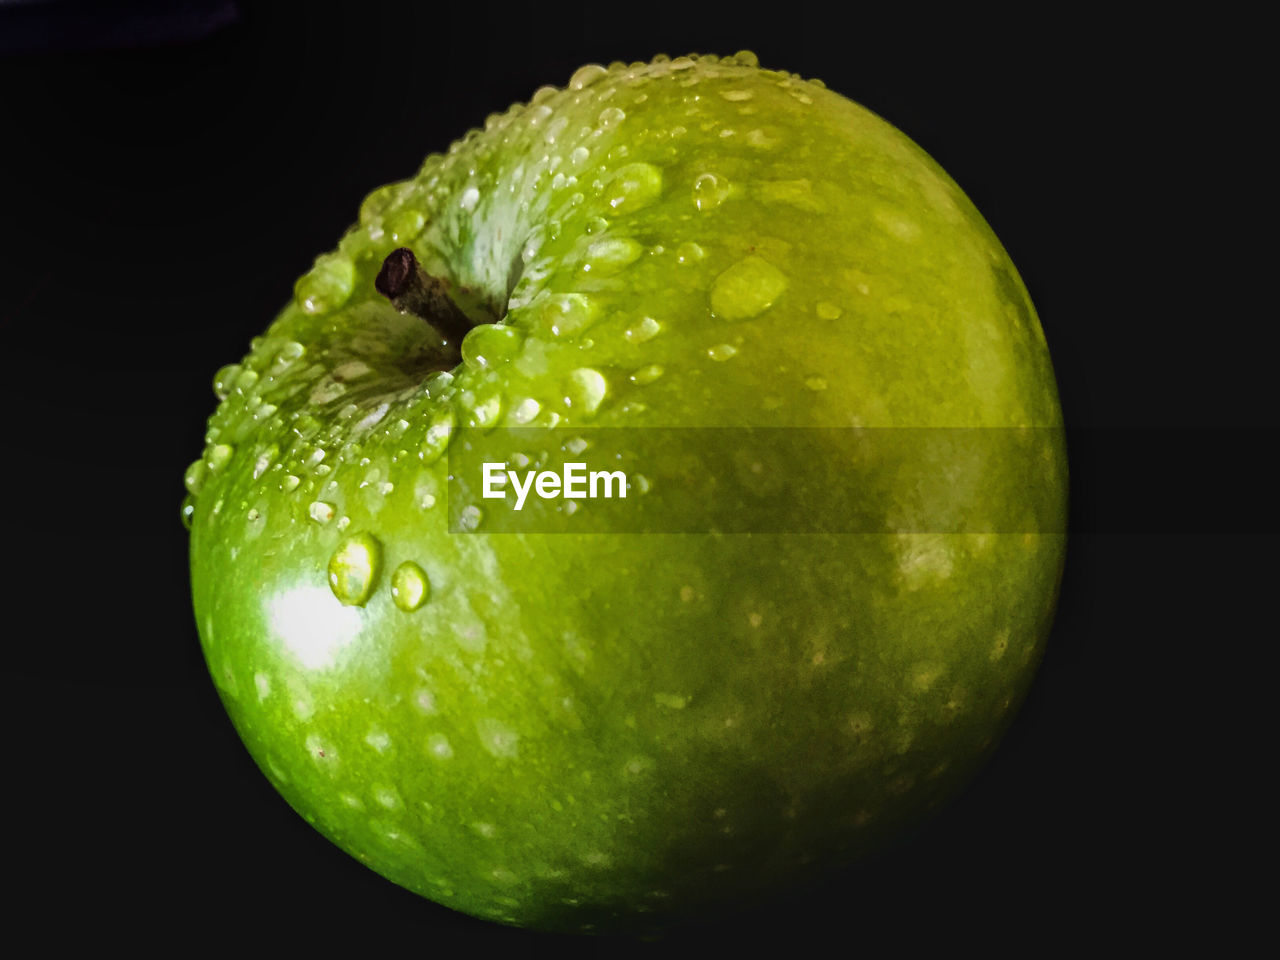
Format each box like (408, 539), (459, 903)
(269, 585), (363, 670)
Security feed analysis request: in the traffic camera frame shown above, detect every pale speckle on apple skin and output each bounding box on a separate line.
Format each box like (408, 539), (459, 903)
(476, 717), (519, 758)
(873, 207), (923, 242)
(373, 785), (403, 810)
(895, 534), (954, 586)
(305, 734), (336, 768)
(490, 867), (519, 886)
(414, 687), (437, 713)
(623, 756), (655, 776)
(910, 664), (943, 693)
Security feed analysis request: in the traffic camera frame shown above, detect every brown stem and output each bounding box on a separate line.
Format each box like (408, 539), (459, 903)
(375, 248), (473, 349)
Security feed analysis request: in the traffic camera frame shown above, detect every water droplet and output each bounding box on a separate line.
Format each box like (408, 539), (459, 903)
(537, 293), (599, 337)
(710, 255), (788, 320)
(676, 242), (706, 265)
(570, 145), (591, 167)
(281, 474), (300, 493)
(692, 172), (731, 211)
(510, 397), (542, 424)
(234, 368), (260, 393)
(252, 445), (278, 480)
(597, 106), (626, 129)
(544, 115), (569, 145)
(805, 376), (828, 391)
(604, 162), (663, 214)
(570, 63), (607, 90)
(359, 180), (411, 226)
(213, 364), (241, 400)
(271, 341), (305, 373)
(458, 505), (484, 532)
(184, 460), (207, 496)
(707, 343), (738, 361)
(816, 301), (842, 319)
(309, 501), (336, 524)
(629, 365), (664, 385)
(206, 443), (234, 472)
(719, 89), (753, 102)
(460, 382), (504, 431)
(461, 324), (523, 368)
(583, 237), (643, 273)
(386, 207), (427, 241)
(180, 495), (195, 529)
(328, 532), (383, 606)
(745, 129), (779, 149)
(733, 49), (760, 67)
(391, 561), (430, 612)
(420, 408), (455, 464)
(565, 368), (608, 418)
(460, 186), (480, 212)
(295, 253), (356, 315)
(624, 316), (661, 343)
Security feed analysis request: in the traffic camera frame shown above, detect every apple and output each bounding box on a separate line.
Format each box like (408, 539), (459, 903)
(183, 51), (1067, 935)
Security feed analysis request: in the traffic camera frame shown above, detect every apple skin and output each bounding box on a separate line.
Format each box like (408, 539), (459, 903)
(185, 52), (1066, 934)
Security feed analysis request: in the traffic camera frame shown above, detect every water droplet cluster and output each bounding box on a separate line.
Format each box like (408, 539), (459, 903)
(180, 46), (893, 632)
(184, 48), (840, 546)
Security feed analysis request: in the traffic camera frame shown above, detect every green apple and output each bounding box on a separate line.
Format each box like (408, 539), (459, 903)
(184, 51), (1067, 934)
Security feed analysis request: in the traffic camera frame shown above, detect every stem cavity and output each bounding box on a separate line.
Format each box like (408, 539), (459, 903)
(375, 248), (474, 352)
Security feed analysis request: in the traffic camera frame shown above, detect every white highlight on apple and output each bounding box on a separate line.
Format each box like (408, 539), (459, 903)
(482, 462), (627, 510)
(269, 585), (362, 670)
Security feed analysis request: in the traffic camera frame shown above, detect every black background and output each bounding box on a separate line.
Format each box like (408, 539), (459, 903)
(0, 1), (1265, 950)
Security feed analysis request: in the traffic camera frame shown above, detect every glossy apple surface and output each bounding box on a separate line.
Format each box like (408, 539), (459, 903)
(184, 52), (1067, 934)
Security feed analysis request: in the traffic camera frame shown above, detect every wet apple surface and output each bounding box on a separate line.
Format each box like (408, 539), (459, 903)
(184, 52), (1067, 934)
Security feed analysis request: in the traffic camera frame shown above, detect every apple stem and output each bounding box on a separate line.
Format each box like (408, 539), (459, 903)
(375, 248), (474, 351)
